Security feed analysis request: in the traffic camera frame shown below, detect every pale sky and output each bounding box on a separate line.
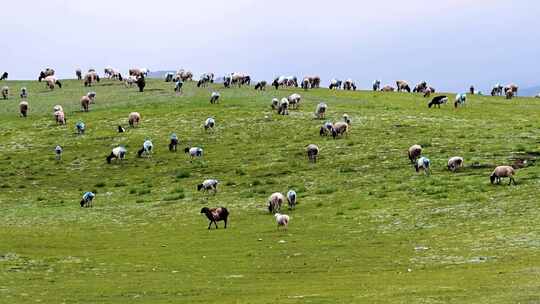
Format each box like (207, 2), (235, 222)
(1, 0), (539, 92)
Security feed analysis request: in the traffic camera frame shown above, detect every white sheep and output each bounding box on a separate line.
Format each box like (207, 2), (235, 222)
(315, 102), (327, 119)
(278, 98), (289, 115)
(197, 179), (219, 194)
(137, 139), (153, 157)
(55, 145), (63, 160)
(320, 121), (334, 136)
(106, 146), (127, 163)
(447, 156), (464, 172)
(271, 98), (279, 110)
(128, 112), (141, 127)
(204, 117), (215, 131)
(268, 192), (285, 213)
(20, 87), (28, 99)
(287, 190), (297, 209)
(288, 93), (301, 109)
(185, 147), (203, 161)
(210, 92), (220, 104)
(455, 93), (466, 108)
(274, 213), (290, 230)
(332, 121), (349, 139)
(415, 156), (431, 175)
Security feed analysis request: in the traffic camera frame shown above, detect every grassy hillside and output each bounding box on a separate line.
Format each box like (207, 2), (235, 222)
(0, 78), (539, 303)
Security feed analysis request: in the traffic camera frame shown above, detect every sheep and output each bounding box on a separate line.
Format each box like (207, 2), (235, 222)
(54, 111), (66, 125)
(104, 67), (114, 78)
(124, 75), (138, 87)
(87, 91), (96, 103)
(197, 73), (214, 87)
(76, 121), (85, 135)
(413, 81), (427, 93)
(343, 79), (356, 90)
(342, 113), (351, 125)
(204, 117), (215, 131)
(106, 146), (127, 164)
(274, 213), (290, 230)
(286, 190), (297, 210)
(118, 125), (126, 133)
(20, 87), (28, 99)
(38, 68), (55, 81)
(423, 86), (435, 98)
(231, 72), (251, 87)
(408, 144), (422, 163)
(1, 86), (8, 99)
(174, 79), (183, 94)
(491, 84), (503, 96)
(428, 95), (448, 108)
(128, 112), (141, 127)
(272, 75), (296, 89)
(447, 156), (464, 172)
(301, 77), (310, 90)
(455, 93), (466, 108)
(536, 93), (540, 98)
(504, 84), (518, 96)
(200, 207), (229, 229)
(223, 75), (232, 88)
(415, 156), (431, 175)
(381, 85), (395, 92)
(80, 191), (95, 208)
(254, 81), (267, 90)
(302, 76), (320, 89)
(267, 192), (285, 213)
(137, 139), (153, 157)
(44, 76), (62, 90)
(278, 98), (289, 115)
(165, 72), (174, 82)
(185, 146), (203, 161)
(83, 70), (100, 87)
(490, 165), (516, 185)
(306, 144), (319, 163)
(314, 102), (327, 119)
(19, 101), (29, 117)
(53, 105), (63, 113)
(210, 92), (220, 104)
(174, 69), (193, 81)
(329, 78), (342, 90)
(396, 80), (411, 92)
(505, 89), (514, 100)
(197, 179), (219, 194)
(129, 68), (147, 77)
(288, 93), (301, 109)
(271, 98), (280, 110)
(74, 69), (82, 80)
(169, 133), (178, 151)
(373, 80), (381, 91)
(332, 121), (349, 139)
(55, 145), (63, 160)
(0, 72), (7, 80)
(136, 75), (146, 92)
(80, 95), (91, 112)
(319, 121), (334, 136)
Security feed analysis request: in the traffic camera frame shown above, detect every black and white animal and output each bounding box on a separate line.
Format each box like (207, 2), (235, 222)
(343, 79), (356, 90)
(454, 93), (466, 108)
(174, 79), (183, 94)
(288, 93), (301, 109)
(415, 156), (431, 175)
(447, 156), (464, 172)
(200, 207), (229, 229)
(329, 79), (342, 90)
(106, 146), (127, 164)
(136, 75), (146, 92)
(1, 86), (8, 99)
(254, 81), (267, 90)
(315, 102), (327, 119)
(20, 87), (28, 99)
(306, 144), (319, 163)
(210, 92), (220, 104)
(491, 84), (503, 96)
(0, 72), (8, 80)
(275, 213), (290, 230)
(320, 121), (334, 136)
(331, 121), (349, 139)
(277, 98), (289, 115)
(80, 191), (95, 208)
(197, 73), (214, 87)
(396, 80), (411, 92)
(76, 121), (85, 135)
(118, 125), (126, 133)
(286, 190), (297, 209)
(408, 144), (422, 163)
(165, 72), (174, 82)
(197, 179), (219, 194)
(428, 95), (448, 108)
(204, 117), (215, 131)
(169, 133), (178, 151)
(268, 192), (285, 213)
(137, 139), (153, 157)
(185, 146), (203, 161)
(55, 145), (63, 160)
(490, 166), (516, 185)
(373, 80), (381, 91)
(75, 69), (82, 80)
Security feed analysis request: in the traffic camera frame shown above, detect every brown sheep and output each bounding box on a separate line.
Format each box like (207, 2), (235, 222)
(408, 144), (422, 163)
(381, 85), (395, 92)
(396, 80), (411, 92)
(332, 121), (349, 139)
(505, 89), (514, 100)
(19, 101), (29, 117)
(201, 207), (229, 229)
(490, 166), (516, 185)
(81, 96), (91, 112)
(128, 112), (141, 127)
(504, 84), (518, 96)
(267, 192), (285, 214)
(306, 144), (319, 163)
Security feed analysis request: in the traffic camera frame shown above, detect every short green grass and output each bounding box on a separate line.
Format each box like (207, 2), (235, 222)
(0, 78), (539, 303)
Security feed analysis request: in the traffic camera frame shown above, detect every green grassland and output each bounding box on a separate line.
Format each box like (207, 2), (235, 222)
(0, 78), (539, 303)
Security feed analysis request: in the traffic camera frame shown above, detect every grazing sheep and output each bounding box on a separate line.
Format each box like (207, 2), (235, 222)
(197, 73), (214, 87)
(1, 86), (8, 99)
(320, 121), (334, 136)
(342, 113), (351, 125)
(223, 75), (232, 88)
(268, 192), (285, 213)
(129, 68), (148, 77)
(54, 111), (66, 125)
(491, 84), (503, 96)
(174, 79), (183, 94)
(504, 84), (518, 96)
(254, 81), (267, 90)
(373, 80), (381, 91)
(455, 93), (466, 108)
(106, 146), (127, 164)
(329, 79), (342, 90)
(38, 68), (55, 81)
(505, 89), (514, 100)
(128, 112), (141, 127)
(490, 165), (516, 185)
(415, 156), (431, 175)
(302, 76), (320, 90)
(288, 93), (301, 109)
(428, 95), (448, 108)
(413, 81), (427, 93)
(44, 76), (62, 90)
(20, 87), (28, 99)
(314, 102), (327, 119)
(53, 105), (63, 113)
(185, 146), (203, 161)
(169, 133), (178, 151)
(278, 98), (289, 115)
(301, 77), (310, 90)
(343, 79), (356, 90)
(204, 117), (215, 131)
(137, 139), (153, 157)
(447, 156), (464, 172)
(118, 125), (126, 133)
(396, 80), (411, 92)
(408, 144), (422, 163)
(286, 190), (297, 209)
(332, 121), (349, 139)
(274, 213), (290, 230)
(197, 179), (219, 194)
(165, 72), (174, 82)
(136, 75), (146, 92)
(271, 98), (279, 110)
(104, 67), (114, 78)
(210, 92), (220, 104)
(381, 85), (395, 92)
(76, 121), (85, 135)
(306, 144), (319, 163)
(200, 207), (229, 229)
(55, 145), (63, 160)
(80, 191), (95, 208)
(0, 72), (7, 80)
(124, 75), (138, 87)
(19, 101), (29, 117)
(174, 69), (193, 81)
(84, 71), (100, 87)
(80, 95), (91, 112)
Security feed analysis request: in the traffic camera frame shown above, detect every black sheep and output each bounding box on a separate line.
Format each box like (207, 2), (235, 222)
(200, 207), (229, 229)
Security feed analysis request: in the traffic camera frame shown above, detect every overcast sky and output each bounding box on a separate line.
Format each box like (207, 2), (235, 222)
(1, 0), (538, 92)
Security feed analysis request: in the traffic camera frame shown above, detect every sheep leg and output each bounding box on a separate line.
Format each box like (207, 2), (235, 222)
(224, 219), (227, 229)
(208, 221), (212, 229)
(214, 221), (218, 229)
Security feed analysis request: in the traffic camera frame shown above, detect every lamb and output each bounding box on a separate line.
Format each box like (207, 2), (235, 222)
(84, 71), (100, 87)
(286, 190), (297, 210)
(128, 112), (141, 127)
(428, 95), (448, 108)
(306, 144), (319, 163)
(343, 79), (356, 90)
(80, 95), (91, 112)
(447, 156), (464, 172)
(137, 139), (153, 157)
(210, 92), (220, 104)
(76, 121), (85, 135)
(329, 79), (342, 90)
(314, 102), (327, 119)
(396, 80), (411, 92)
(200, 207), (229, 229)
(490, 165), (516, 185)
(267, 192), (286, 213)
(55, 145), (63, 160)
(254, 81), (267, 91)
(169, 133), (178, 151)
(185, 146), (203, 161)
(332, 121), (349, 139)
(204, 117), (215, 131)
(415, 156), (431, 175)
(408, 144), (422, 163)
(454, 93), (466, 108)
(20, 87), (28, 99)
(106, 146), (127, 164)
(197, 179), (219, 194)
(319, 121), (334, 136)
(271, 98), (279, 110)
(1, 86), (8, 99)
(278, 98), (289, 115)
(44, 76), (62, 90)
(274, 213), (290, 230)
(80, 191), (95, 208)
(381, 85), (395, 92)
(288, 93), (301, 109)
(373, 80), (381, 91)
(54, 111), (66, 125)
(19, 101), (29, 117)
